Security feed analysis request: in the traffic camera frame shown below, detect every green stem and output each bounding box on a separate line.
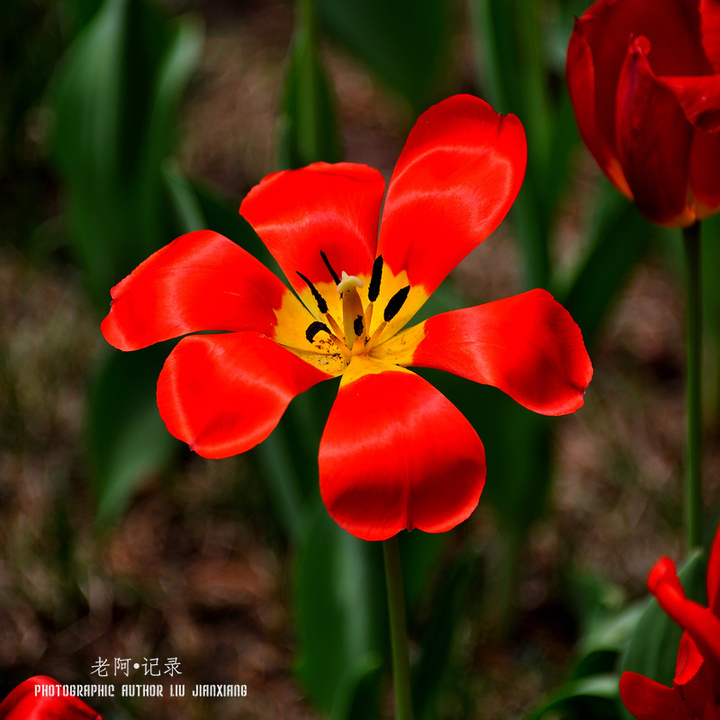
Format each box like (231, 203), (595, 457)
(683, 221), (703, 550)
(383, 536), (413, 720)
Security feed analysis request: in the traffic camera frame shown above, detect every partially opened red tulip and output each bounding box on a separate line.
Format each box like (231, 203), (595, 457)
(0, 677), (101, 720)
(620, 524), (720, 719)
(102, 94), (593, 541)
(567, 0), (720, 226)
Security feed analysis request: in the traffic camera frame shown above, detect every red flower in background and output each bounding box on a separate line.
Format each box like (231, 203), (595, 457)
(0, 676), (101, 720)
(567, 0), (720, 226)
(102, 94), (592, 541)
(620, 524), (720, 719)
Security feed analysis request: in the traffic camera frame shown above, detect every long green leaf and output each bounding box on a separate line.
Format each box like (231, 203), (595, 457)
(315, 0), (452, 113)
(558, 189), (660, 349)
(294, 506), (385, 717)
(524, 673), (621, 720)
(278, 5), (340, 170)
(47, 0), (202, 523)
(87, 345), (177, 525)
(48, 0), (202, 307)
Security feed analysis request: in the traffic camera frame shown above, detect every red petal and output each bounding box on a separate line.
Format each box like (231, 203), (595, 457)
(319, 366), (485, 541)
(239, 162), (384, 290)
(675, 631), (705, 688)
(407, 290), (592, 416)
(675, 634), (717, 719)
(101, 230), (289, 351)
(619, 671), (692, 720)
(157, 332), (331, 459)
(707, 521), (720, 614)
(0, 676), (101, 720)
(673, 632), (718, 720)
(701, 0), (720, 72)
(377, 95), (526, 295)
(578, 0), (710, 159)
(567, 17), (632, 197)
(662, 75), (720, 132)
(649, 556), (720, 681)
(616, 36), (695, 226)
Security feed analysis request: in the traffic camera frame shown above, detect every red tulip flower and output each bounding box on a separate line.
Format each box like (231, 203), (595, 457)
(567, 0), (720, 226)
(101, 94), (592, 541)
(620, 525), (720, 719)
(0, 676), (101, 720)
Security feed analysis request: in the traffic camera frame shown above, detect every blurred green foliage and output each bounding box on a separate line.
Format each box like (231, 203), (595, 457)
(48, 0), (203, 308)
(5, 0), (720, 717)
(315, 0), (453, 113)
(46, 0), (203, 526)
(278, 0), (341, 169)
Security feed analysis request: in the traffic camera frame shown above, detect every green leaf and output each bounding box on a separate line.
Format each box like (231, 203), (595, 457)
(471, 0), (558, 286)
(162, 158), (206, 235)
(558, 189), (660, 349)
(60, 0), (104, 33)
(399, 530), (447, 613)
(315, 0), (452, 113)
(87, 345), (177, 525)
(412, 548), (474, 720)
(619, 548), (708, 719)
(577, 603), (645, 663)
(524, 673), (621, 720)
(47, 0), (203, 307)
(252, 424), (304, 544)
(294, 505), (385, 717)
(48, 0), (202, 524)
(278, 16), (341, 169)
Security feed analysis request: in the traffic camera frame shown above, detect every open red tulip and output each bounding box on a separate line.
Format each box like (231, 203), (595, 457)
(620, 523), (720, 719)
(102, 94), (593, 541)
(0, 677), (101, 720)
(567, 0), (720, 226)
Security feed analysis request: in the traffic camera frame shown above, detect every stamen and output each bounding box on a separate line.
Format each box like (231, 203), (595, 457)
(364, 303), (374, 340)
(368, 255), (383, 302)
(296, 271), (328, 314)
(365, 321), (387, 351)
(305, 321), (331, 343)
(384, 285), (411, 322)
(320, 251), (341, 285)
(325, 313), (344, 338)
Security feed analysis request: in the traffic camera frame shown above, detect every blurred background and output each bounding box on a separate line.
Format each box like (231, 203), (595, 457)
(2, 0), (720, 718)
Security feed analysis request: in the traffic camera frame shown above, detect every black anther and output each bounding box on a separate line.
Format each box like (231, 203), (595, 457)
(297, 271), (328, 314)
(320, 251), (341, 285)
(368, 255), (383, 302)
(383, 285), (411, 322)
(306, 321), (330, 343)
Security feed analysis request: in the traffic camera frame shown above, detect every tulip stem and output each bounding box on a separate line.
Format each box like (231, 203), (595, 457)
(383, 536), (413, 720)
(683, 221), (703, 551)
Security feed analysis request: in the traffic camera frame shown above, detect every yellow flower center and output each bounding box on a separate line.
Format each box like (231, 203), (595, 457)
(272, 252), (423, 378)
(299, 255), (411, 363)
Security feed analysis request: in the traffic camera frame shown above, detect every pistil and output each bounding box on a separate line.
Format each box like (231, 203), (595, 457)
(337, 271), (365, 349)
